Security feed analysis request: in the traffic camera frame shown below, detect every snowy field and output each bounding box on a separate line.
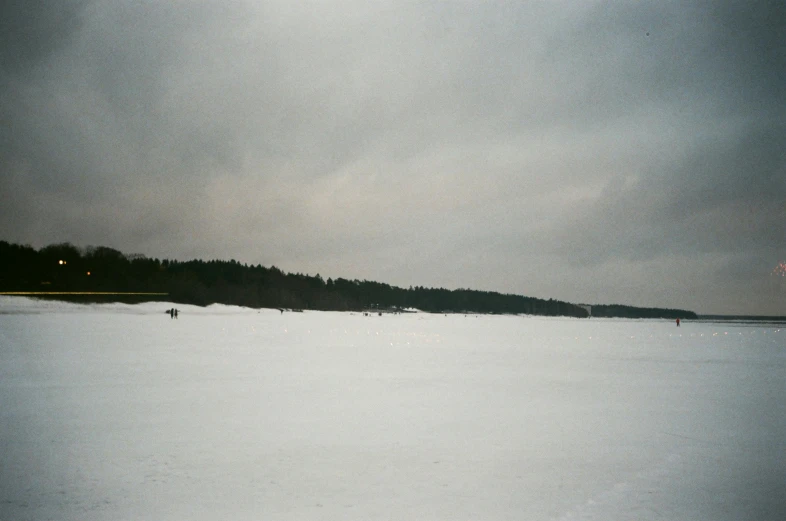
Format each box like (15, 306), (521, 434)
(1, 297), (785, 521)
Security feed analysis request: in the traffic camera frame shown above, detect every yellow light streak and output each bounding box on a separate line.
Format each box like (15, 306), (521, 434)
(0, 292), (169, 295)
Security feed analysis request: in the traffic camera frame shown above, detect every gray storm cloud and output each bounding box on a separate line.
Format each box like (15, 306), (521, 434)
(1, 0), (784, 314)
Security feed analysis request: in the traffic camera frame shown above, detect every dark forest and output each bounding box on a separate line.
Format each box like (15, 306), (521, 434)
(0, 241), (697, 319)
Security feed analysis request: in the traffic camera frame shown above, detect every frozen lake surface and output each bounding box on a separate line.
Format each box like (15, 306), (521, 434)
(1, 297), (785, 520)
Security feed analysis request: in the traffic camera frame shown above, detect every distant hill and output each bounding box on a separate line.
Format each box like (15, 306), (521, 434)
(0, 240), (696, 319)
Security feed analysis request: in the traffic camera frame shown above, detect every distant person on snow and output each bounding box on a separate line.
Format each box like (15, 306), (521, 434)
(169, 308), (174, 319)
(676, 318), (680, 327)
(175, 309), (179, 319)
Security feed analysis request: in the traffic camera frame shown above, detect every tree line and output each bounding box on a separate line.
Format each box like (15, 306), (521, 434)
(589, 304), (696, 320)
(0, 240), (697, 319)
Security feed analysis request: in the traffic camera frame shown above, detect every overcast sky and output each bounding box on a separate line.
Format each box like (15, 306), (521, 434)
(2, 1), (784, 315)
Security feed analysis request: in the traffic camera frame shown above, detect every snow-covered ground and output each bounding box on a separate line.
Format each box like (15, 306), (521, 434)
(1, 297), (784, 520)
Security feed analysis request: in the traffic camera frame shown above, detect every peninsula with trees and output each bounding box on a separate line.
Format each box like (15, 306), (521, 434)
(0, 240), (697, 319)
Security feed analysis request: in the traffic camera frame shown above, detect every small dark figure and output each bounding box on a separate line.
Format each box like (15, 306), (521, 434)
(676, 318), (680, 327)
(170, 308), (174, 319)
(175, 309), (179, 319)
